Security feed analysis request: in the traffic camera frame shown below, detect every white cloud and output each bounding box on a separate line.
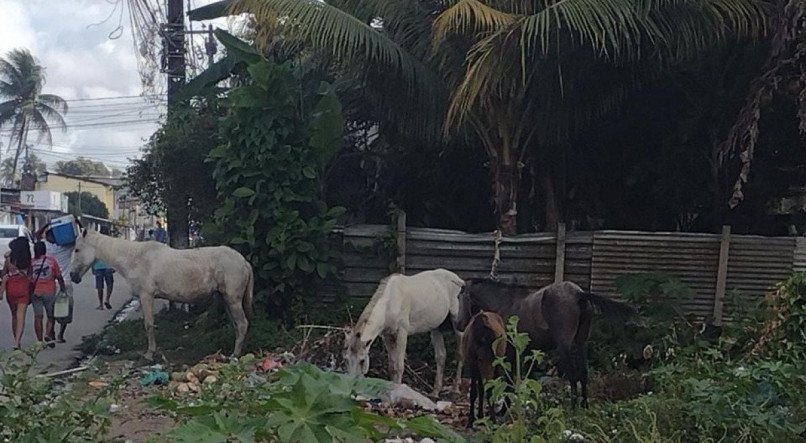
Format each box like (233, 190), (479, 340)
(0, 0), (235, 172)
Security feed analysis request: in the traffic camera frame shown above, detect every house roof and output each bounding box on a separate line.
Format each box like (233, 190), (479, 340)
(43, 171), (125, 189)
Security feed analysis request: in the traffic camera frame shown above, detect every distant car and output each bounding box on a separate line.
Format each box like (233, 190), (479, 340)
(0, 224), (36, 257)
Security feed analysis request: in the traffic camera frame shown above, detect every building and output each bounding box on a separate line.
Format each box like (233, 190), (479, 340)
(36, 171), (123, 218)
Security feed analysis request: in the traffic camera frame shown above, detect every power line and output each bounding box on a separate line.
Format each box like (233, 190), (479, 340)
(0, 119), (162, 133)
(62, 94), (164, 102)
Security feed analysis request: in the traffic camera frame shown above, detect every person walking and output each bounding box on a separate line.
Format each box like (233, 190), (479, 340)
(2, 237), (32, 350)
(31, 241), (67, 347)
(36, 221), (75, 343)
(153, 221), (167, 244)
(93, 226), (115, 310)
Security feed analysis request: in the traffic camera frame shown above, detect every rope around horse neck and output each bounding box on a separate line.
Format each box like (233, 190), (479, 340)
(489, 229), (501, 280)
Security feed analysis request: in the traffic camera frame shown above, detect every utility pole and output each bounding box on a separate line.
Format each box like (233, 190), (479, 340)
(164, 0), (186, 111)
(77, 182), (82, 216)
(161, 0), (190, 251)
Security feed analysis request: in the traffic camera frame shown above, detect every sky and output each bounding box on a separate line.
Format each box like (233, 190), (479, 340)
(0, 0), (228, 173)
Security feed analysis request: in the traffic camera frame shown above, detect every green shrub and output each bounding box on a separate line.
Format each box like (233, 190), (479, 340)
(752, 272), (806, 362)
(209, 32), (345, 322)
(473, 316), (567, 442)
(0, 347), (111, 441)
(148, 358), (463, 442)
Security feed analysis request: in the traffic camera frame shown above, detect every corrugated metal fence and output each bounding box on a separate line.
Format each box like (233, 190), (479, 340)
(339, 219), (806, 324)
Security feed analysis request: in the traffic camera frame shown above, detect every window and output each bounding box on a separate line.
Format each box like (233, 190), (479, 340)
(0, 229), (19, 238)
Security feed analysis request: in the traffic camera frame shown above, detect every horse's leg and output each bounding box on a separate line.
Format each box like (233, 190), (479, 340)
(430, 329), (446, 396)
(477, 375), (486, 421)
(467, 372), (477, 428)
(381, 333), (395, 377)
(392, 328), (408, 384)
(141, 293), (157, 361)
(557, 343), (576, 408)
(575, 308), (593, 409)
(452, 329), (464, 393)
(225, 296), (249, 357)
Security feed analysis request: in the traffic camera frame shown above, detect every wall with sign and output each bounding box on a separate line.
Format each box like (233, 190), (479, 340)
(20, 191), (66, 212)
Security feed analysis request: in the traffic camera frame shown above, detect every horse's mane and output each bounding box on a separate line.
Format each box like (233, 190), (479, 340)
(355, 275), (394, 327)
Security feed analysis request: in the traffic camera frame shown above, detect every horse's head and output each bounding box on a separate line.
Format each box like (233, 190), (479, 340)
(70, 225), (98, 284)
(342, 327), (371, 376)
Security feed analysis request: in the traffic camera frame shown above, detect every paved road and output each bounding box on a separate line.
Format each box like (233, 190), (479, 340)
(0, 273), (132, 373)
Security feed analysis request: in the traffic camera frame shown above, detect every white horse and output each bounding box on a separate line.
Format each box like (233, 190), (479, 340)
(343, 268), (465, 396)
(69, 225), (253, 360)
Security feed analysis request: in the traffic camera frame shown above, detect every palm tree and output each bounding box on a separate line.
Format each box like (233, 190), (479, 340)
(0, 48), (67, 187)
(0, 153), (47, 186)
(191, 0), (768, 234)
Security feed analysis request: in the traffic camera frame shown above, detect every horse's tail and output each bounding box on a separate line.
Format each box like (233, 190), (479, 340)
(243, 265), (254, 321)
(579, 291), (634, 322)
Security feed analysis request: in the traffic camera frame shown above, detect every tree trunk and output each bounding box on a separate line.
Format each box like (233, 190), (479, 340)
(10, 118), (27, 187)
(167, 198), (190, 249)
(542, 170), (559, 231)
(492, 161), (522, 236)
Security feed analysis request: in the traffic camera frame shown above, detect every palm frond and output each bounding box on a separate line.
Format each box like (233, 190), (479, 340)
(433, 0), (518, 50)
(231, 0), (448, 140)
(0, 100), (19, 126)
(34, 102), (68, 133)
(232, 0), (425, 87)
(37, 94), (68, 114)
(27, 110), (55, 147)
(438, 0), (768, 131)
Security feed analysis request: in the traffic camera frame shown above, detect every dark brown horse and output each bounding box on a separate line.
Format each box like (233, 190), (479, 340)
(457, 278), (634, 408)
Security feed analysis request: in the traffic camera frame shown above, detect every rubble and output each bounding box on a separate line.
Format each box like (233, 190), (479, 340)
(380, 384), (438, 411)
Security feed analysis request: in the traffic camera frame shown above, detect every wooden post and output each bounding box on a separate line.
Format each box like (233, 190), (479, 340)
(396, 210), (407, 274)
(713, 225), (731, 326)
(554, 222), (566, 283)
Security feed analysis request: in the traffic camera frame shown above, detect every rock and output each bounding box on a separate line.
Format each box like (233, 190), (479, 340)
(185, 371), (199, 384)
(203, 375), (218, 384)
(88, 380), (108, 389)
(176, 383), (190, 394)
(188, 382), (199, 393)
(245, 373), (267, 388)
(191, 364), (211, 379)
(436, 401), (452, 411)
(380, 384), (438, 411)
(171, 372), (184, 382)
(109, 403), (121, 413)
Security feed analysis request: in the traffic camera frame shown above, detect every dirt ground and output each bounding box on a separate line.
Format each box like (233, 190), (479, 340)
(68, 329), (649, 442)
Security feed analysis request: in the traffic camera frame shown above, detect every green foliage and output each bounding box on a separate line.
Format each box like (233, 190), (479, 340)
(150, 359), (463, 442)
(209, 37), (345, 319)
(0, 48), (68, 182)
(562, 273), (806, 442)
(587, 273), (699, 369)
(0, 153), (46, 183)
(55, 156), (115, 177)
(570, 345), (806, 442)
(125, 98), (220, 220)
(79, 305), (303, 364)
(65, 190), (110, 219)
(479, 316), (567, 442)
(752, 272), (806, 362)
(0, 347), (111, 441)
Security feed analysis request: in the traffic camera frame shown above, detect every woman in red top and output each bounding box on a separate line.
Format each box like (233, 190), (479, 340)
(3, 236), (32, 350)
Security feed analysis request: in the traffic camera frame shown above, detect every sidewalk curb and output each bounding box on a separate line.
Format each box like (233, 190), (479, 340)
(59, 297), (141, 375)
